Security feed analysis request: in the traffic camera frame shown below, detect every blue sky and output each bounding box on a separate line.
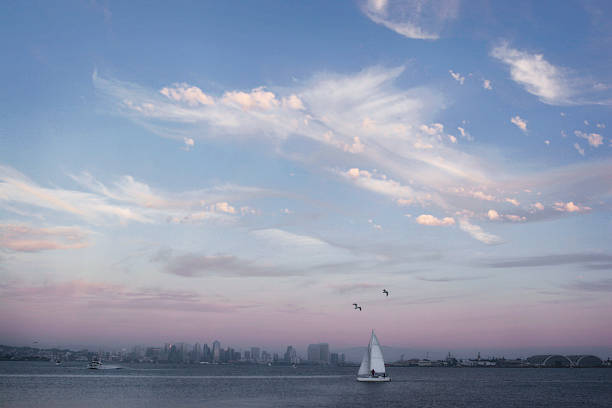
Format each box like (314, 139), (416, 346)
(1, 0), (611, 353)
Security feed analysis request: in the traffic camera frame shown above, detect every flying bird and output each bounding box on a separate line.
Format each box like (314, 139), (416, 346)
(353, 303), (358, 308)
(356, 306), (362, 311)
(382, 289), (389, 296)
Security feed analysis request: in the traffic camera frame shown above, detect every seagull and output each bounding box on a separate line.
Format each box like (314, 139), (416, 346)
(356, 306), (362, 311)
(383, 289), (389, 296)
(353, 303), (358, 308)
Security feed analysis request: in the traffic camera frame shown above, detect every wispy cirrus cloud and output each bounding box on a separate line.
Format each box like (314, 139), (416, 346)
(359, 0), (459, 40)
(329, 282), (380, 294)
(477, 252), (612, 269)
(491, 42), (612, 105)
(0, 280), (252, 313)
(0, 164), (263, 226)
(563, 278), (612, 292)
(458, 219), (503, 245)
(0, 223), (90, 252)
(93, 66), (612, 244)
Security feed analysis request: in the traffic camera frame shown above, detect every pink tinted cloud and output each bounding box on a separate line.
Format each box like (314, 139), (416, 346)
(0, 224), (90, 252)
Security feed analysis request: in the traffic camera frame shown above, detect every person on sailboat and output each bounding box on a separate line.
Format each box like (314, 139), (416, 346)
(371, 369), (376, 377)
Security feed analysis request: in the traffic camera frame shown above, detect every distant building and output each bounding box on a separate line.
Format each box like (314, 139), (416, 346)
(250, 347), (260, 362)
(244, 350), (251, 361)
(284, 346), (298, 364)
(527, 355), (572, 368)
(528, 354), (603, 368)
(330, 353), (339, 364)
(307, 343), (330, 364)
(212, 340), (221, 363)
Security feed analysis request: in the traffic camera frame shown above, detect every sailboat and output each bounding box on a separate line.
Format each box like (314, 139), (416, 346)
(357, 330), (391, 382)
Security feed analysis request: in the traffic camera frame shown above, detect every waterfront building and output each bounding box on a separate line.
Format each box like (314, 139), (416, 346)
(212, 340), (221, 363)
(250, 347), (260, 362)
(307, 343), (330, 363)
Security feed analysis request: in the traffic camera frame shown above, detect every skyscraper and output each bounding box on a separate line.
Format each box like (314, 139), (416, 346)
(250, 347), (260, 362)
(307, 343), (330, 364)
(212, 340), (221, 363)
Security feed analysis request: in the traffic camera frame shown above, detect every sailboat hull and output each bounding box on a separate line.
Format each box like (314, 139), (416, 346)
(357, 376), (391, 382)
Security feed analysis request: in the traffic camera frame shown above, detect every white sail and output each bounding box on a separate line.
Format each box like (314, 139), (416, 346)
(358, 346), (370, 376)
(369, 331), (386, 374)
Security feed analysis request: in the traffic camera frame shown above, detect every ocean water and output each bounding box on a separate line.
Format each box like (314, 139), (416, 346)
(1, 362), (611, 407)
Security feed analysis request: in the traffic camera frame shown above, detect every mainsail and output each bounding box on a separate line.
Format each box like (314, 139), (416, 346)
(357, 330), (386, 376)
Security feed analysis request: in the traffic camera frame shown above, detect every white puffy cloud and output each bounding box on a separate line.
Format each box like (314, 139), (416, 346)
(553, 201), (590, 213)
(511, 115), (527, 132)
(222, 87), (279, 110)
(416, 214), (455, 226)
(282, 94), (305, 110)
(487, 209), (500, 220)
(483, 79), (492, 90)
(160, 83), (214, 106)
(574, 130), (603, 147)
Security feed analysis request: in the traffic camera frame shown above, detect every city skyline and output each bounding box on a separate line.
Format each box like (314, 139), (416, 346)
(1, 1), (612, 353)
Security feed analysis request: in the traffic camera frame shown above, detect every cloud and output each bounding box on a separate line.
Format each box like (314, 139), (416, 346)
(0, 280), (250, 313)
(505, 197), (520, 206)
(93, 66), (612, 232)
(458, 219), (503, 244)
(491, 43), (571, 105)
(457, 126), (473, 141)
(368, 219), (383, 230)
(505, 214), (526, 222)
(491, 42), (611, 106)
(416, 275), (486, 282)
(415, 214), (455, 226)
(553, 201), (590, 213)
(574, 130), (603, 147)
(479, 253), (612, 268)
(487, 209), (500, 220)
(0, 164), (262, 226)
(160, 83), (214, 106)
(329, 282), (379, 294)
(510, 115), (527, 132)
(282, 94), (305, 110)
(182, 137), (195, 151)
(360, 0), (459, 40)
(573, 143), (585, 156)
(564, 279), (612, 292)
(0, 223), (90, 252)
(449, 70), (465, 85)
(482, 79), (492, 90)
(222, 86), (279, 110)
(156, 251), (300, 278)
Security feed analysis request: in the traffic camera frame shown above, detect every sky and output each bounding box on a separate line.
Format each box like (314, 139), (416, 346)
(1, 0), (612, 355)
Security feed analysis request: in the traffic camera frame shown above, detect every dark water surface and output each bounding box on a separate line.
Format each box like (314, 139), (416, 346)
(1, 362), (611, 407)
